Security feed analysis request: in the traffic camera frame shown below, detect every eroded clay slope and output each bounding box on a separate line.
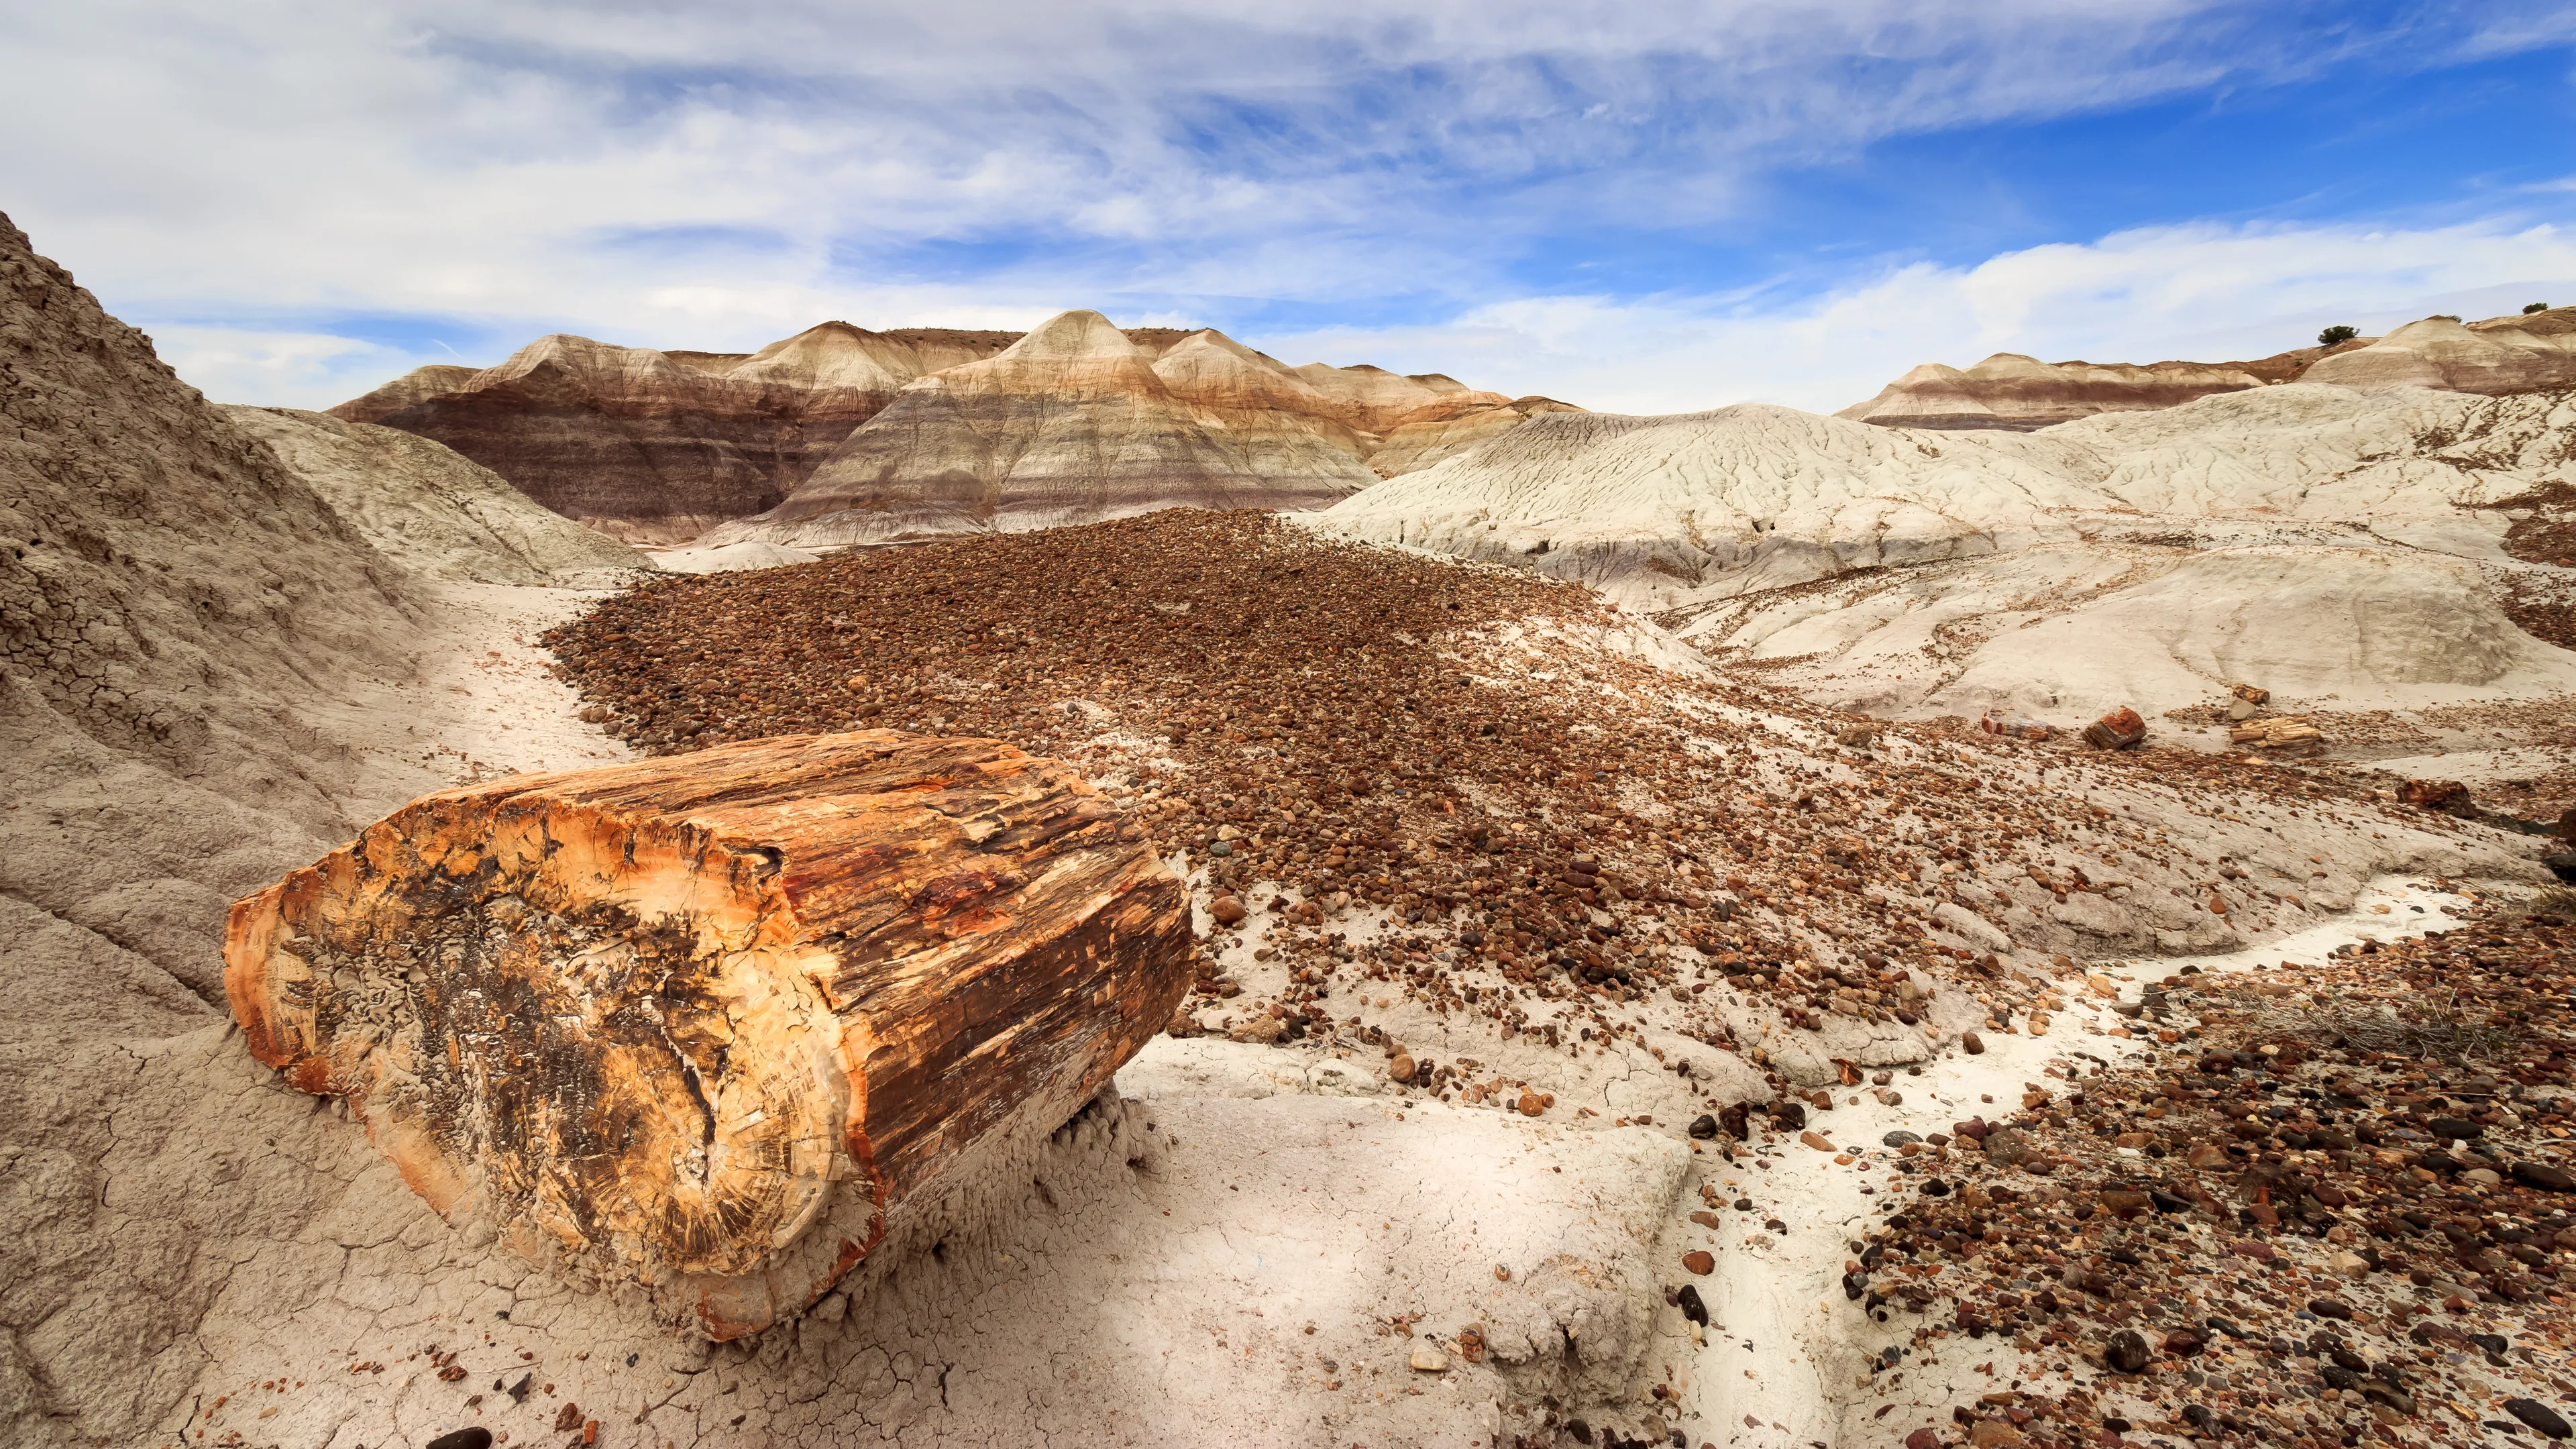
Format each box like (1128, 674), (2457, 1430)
(219, 405), (653, 586)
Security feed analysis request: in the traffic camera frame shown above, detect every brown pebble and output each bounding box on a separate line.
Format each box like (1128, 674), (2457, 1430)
(1681, 1250), (1714, 1275)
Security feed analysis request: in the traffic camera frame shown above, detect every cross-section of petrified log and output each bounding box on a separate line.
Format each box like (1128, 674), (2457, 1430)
(224, 731), (1189, 1336)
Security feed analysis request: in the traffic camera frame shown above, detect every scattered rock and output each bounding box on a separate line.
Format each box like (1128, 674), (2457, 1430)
(2082, 707), (2146, 751)
(2505, 1398), (2573, 1440)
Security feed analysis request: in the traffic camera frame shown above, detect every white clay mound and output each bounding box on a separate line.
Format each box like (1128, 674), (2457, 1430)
(1317, 384), (2576, 718)
(1693, 543), (2576, 723)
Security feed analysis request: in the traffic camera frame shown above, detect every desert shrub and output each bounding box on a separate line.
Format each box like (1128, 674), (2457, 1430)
(2526, 303), (2553, 315)
(2318, 324), (2359, 345)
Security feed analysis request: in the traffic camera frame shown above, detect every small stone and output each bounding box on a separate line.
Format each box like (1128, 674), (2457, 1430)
(1676, 1283), (1709, 1326)
(1969, 1419), (2029, 1448)
(1682, 1249), (1715, 1275)
(427, 1432), (494, 1449)
(2515, 1161), (2576, 1193)
(1688, 1113), (1719, 1139)
(1230, 1015), (1286, 1045)
(1389, 1053), (1416, 1083)
(1907, 1430), (1940, 1449)
(2308, 1297), (2354, 1321)
(1517, 1091), (1544, 1116)
(1962, 1032), (1985, 1055)
(2105, 1328), (2151, 1374)
(2330, 1251), (2370, 1280)
(2503, 1398), (2573, 1439)
(1409, 1346), (1449, 1373)
(1800, 1130), (1833, 1152)
(1882, 1130), (1923, 1148)
(1209, 895), (1248, 926)
(2428, 1115), (2482, 1141)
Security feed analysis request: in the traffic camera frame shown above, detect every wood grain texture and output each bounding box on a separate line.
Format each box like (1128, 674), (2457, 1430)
(224, 730), (1190, 1336)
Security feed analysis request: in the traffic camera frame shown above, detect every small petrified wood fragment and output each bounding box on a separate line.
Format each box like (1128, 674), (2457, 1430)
(225, 731), (1188, 1336)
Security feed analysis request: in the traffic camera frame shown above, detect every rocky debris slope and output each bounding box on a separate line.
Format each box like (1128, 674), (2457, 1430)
(547, 507), (2565, 1444)
(1322, 384), (2576, 729)
(549, 510), (2551, 1072)
(331, 322), (1021, 543)
(1854, 896), (2576, 1449)
(340, 315), (1562, 547)
(218, 405), (651, 585)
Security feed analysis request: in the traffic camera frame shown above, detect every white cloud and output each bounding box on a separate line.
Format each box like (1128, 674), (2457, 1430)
(141, 325), (410, 411)
(4, 1), (2571, 406)
(1252, 217), (2576, 415)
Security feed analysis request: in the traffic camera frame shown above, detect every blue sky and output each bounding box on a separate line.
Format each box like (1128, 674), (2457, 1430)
(2, 0), (2572, 413)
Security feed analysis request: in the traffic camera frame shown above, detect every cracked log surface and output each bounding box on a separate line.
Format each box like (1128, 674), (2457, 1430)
(223, 730), (1190, 1337)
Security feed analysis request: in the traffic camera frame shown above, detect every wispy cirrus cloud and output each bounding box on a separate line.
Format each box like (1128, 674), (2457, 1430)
(2, 0), (2572, 406)
(1270, 217), (2576, 415)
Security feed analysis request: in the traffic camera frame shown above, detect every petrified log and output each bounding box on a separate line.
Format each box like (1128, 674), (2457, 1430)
(225, 731), (1189, 1336)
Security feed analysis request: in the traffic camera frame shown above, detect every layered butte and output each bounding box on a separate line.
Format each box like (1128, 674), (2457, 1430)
(1839, 305), (2576, 431)
(334, 323), (1020, 542)
(339, 313), (1566, 545)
